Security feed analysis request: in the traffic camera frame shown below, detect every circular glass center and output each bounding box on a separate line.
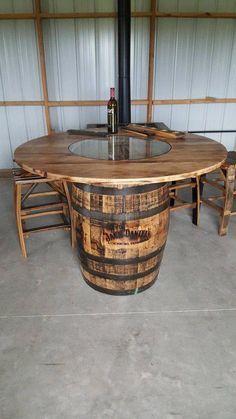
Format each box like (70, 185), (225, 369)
(69, 135), (171, 161)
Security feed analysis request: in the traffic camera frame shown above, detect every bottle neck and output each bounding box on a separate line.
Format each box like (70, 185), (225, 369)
(110, 87), (115, 99)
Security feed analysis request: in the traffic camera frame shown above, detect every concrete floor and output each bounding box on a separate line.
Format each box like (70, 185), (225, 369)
(0, 177), (236, 419)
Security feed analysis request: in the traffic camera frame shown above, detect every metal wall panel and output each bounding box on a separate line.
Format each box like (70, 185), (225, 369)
(0, 18), (44, 168)
(131, 18), (149, 100)
(41, 0), (116, 13)
(0, 0), (33, 13)
(132, 0), (151, 12)
(43, 18), (116, 100)
(154, 18), (236, 100)
(153, 103), (236, 150)
(41, 0), (150, 12)
(50, 106), (148, 132)
(131, 105), (147, 123)
(0, 21), (42, 100)
(50, 106), (106, 131)
(0, 107), (13, 169)
(0, 106), (46, 168)
(153, 11), (236, 151)
(158, 0), (236, 12)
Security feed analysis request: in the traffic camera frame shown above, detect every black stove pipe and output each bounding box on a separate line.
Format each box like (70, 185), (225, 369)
(118, 0), (131, 126)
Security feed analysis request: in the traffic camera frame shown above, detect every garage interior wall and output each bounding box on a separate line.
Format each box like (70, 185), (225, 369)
(0, 0), (236, 169)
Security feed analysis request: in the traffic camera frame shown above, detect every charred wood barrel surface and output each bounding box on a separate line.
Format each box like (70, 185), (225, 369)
(72, 182), (170, 295)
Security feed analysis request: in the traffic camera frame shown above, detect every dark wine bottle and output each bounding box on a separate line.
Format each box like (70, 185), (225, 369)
(107, 87), (118, 134)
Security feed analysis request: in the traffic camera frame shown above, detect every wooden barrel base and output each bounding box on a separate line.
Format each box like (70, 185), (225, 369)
(82, 273), (159, 295)
(72, 181), (170, 296)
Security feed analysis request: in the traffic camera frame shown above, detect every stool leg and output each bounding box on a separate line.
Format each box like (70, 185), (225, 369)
(170, 181), (176, 207)
(192, 176), (204, 226)
(62, 180), (74, 246)
(219, 166), (235, 236)
(15, 183), (27, 258)
(71, 208), (77, 249)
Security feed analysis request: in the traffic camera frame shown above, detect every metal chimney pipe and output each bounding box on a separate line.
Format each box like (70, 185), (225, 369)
(118, 0), (131, 126)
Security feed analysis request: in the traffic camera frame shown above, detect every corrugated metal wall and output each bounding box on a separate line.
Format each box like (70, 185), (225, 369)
(154, 0), (236, 148)
(0, 0), (236, 168)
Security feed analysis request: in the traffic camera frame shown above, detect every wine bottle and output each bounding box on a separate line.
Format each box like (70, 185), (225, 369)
(107, 87), (118, 134)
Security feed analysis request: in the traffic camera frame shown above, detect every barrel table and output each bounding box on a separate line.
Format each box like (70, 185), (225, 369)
(14, 130), (227, 295)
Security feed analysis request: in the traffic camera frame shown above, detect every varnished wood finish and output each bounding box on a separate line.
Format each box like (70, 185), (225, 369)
(1, 11), (236, 20)
(34, 0), (51, 134)
(153, 98), (236, 105)
(72, 182), (169, 295)
(14, 131), (227, 184)
(2, 98), (236, 108)
(14, 132), (227, 294)
(13, 170), (72, 257)
(147, 0), (156, 123)
(201, 151), (236, 235)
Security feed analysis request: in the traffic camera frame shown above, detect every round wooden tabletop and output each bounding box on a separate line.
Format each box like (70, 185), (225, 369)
(14, 130), (227, 184)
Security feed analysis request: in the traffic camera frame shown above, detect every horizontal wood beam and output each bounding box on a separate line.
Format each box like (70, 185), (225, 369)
(0, 101), (44, 106)
(48, 99), (147, 106)
(155, 12), (236, 19)
(0, 11), (236, 20)
(0, 13), (36, 19)
(1, 98), (236, 107)
(0, 99), (149, 107)
(40, 12), (116, 19)
(153, 98), (236, 105)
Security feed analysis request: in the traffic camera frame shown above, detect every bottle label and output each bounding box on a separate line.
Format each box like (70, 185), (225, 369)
(108, 108), (117, 133)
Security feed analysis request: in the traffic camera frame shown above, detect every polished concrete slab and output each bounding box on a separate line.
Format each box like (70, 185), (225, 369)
(0, 178), (236, 419)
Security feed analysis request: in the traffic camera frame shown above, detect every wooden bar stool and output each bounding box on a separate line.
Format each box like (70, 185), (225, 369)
(13, 169), (72, 257)
(201, 151), (236, 235)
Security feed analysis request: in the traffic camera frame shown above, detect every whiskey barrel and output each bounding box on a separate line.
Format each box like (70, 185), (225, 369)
(72, 182), (170, 295)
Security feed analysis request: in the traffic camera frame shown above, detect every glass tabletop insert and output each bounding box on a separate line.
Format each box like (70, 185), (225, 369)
(69, 135), (171, 161)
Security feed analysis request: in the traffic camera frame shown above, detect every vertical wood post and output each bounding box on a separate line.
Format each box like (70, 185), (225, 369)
(219, 165), (236, 235)
(34, 0), (52, 134)
(147, 0), (156, 123)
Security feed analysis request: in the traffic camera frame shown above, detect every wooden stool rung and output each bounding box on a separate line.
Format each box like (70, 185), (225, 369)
(27, 191), (60, 198)
(21, 209), (64, 220)
(23, 223), (71, 235)
(169, 182), (195, 191)
(206, 195), (224, 201)
(170, 202), (196, 212)
(21, 202), (66, 214)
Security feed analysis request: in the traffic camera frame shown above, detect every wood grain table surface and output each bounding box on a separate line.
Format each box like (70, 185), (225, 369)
(14, 130), (227, 185)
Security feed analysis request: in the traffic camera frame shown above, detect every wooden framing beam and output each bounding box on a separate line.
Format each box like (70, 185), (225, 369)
(0, 13), (36, 20)
(34, 0), (51, 134)
(0, 101), (45, 106)
(40, 12), (117, 19)
(155, 12), (236, 19)
(153, 98), (236, 105)
(1, 98), (236, 107)
(1, 12), (236, 20)
(147, 0), (156, 123)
